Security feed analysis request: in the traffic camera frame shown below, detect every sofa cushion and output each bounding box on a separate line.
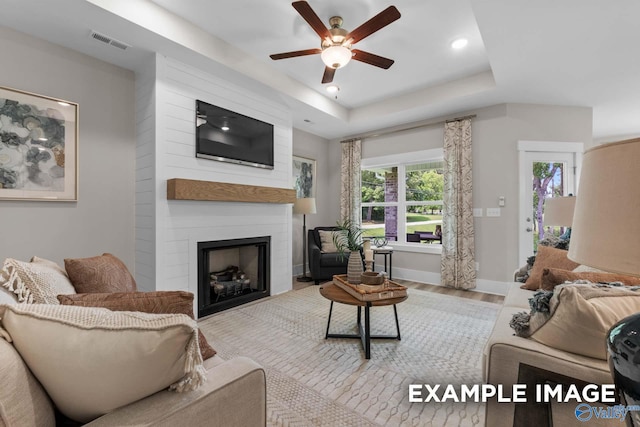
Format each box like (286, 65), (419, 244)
(64, 253), (136, 293)
(0, 258), (76, 304)
(541, 267), (640, 290)
(0, 286), (17, 305)
(522, 246), (580, 290)
(0, 333), (55, 427)
(513, 283), (640, 359)
(502, 284), (533, 308)
(57, 291), (216, 360)
(0, 304), (205, 423)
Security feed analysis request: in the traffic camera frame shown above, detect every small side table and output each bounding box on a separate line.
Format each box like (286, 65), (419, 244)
(319, 283), (407, 359)
(372, 246), (393, 279)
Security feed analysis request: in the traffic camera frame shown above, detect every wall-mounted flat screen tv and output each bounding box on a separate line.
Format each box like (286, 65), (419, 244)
(196, 100), (274, 169)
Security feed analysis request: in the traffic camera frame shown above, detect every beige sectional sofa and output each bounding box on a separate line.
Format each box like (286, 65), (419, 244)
(483, 283), (614, 426)
(0, 286), (267, 427)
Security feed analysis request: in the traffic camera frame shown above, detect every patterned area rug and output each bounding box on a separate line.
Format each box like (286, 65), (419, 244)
(198, 285), (500, 426)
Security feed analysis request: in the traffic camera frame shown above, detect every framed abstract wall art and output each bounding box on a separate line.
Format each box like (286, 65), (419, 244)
(0, 86), (78, 201)
(292, 155), (316, 199)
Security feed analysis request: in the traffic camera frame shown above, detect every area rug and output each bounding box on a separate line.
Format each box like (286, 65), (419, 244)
(198, 285), (500, 426)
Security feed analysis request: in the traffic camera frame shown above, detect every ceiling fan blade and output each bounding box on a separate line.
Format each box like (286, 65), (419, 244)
(292, 1), (332, 41)
(346, 6), (401, 45)
(321, 66), (336, 84)
(270, 48), (322, 60)
(351, 49), (394, 69)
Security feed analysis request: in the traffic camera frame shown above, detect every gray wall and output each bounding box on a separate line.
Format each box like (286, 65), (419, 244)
(0, 27), (136, 270)
(0, 27), (595, 289)
(472, 103), (592, 282)
(327, 103), (592, 285)
(292, 128), (332, 275)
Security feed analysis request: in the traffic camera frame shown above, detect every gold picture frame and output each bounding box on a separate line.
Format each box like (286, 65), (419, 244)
(0, 86), (78, 201)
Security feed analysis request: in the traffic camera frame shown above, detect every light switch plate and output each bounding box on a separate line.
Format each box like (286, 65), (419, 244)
(486, 208), (501, 217)
(473, 208), (483, 217)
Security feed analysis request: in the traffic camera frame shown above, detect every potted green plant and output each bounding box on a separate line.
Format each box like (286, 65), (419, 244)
(332, 219), (364, 284)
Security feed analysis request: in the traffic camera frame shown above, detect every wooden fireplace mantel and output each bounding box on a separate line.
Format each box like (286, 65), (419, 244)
(167, 178), (296, 204)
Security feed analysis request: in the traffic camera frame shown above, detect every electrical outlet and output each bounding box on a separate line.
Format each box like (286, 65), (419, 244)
(486, 208), (501, 217)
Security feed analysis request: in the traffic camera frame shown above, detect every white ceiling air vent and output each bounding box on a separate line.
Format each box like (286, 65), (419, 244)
(90, 30), (130, 50)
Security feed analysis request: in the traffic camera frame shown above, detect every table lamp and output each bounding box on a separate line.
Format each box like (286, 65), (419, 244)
(567, 138), (640, 425)
(293, 197), (317, 282)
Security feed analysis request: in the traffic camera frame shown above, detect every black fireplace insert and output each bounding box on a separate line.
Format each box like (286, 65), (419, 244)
(198, 236), (270, 318)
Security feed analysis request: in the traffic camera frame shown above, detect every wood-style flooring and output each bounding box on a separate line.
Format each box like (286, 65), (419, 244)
(292, 277), (504, 304)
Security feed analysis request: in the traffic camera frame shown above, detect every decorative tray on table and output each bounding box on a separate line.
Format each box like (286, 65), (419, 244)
(332, 274), (408, 301)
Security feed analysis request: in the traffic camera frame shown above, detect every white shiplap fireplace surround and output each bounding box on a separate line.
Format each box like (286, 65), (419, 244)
(135, 54), (293, 318)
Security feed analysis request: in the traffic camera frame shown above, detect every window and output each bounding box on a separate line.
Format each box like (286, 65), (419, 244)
(361, 151), (444, 246)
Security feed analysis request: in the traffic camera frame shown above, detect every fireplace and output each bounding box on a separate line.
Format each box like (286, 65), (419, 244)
(198, 236), (270, 318)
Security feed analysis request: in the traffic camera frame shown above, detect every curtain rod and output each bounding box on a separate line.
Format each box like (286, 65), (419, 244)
(340, 114), (476, 143)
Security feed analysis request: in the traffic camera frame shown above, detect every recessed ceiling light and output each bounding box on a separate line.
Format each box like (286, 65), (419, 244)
(451, 38), (468, 49)
(326, 84), (340, 94)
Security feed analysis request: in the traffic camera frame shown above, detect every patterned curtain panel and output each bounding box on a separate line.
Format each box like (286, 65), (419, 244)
(441, 119), (476, 289)
(340, 139), (362, 225)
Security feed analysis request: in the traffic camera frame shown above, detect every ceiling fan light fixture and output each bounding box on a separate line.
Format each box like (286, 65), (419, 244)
(321, 45), (352, 69)
(451, 38), (468, 49)
(326, 84), (340, 93)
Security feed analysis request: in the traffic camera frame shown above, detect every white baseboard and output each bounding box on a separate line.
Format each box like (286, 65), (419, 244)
(292, 263), (303, 277)
(292, 263), (311, 278)
(474, 279), (510, 296)
(291, 264), (511, 296)
(389, 266), (510, 296)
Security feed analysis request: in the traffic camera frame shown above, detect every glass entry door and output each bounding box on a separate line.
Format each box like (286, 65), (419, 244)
(519, 151), (576, 265)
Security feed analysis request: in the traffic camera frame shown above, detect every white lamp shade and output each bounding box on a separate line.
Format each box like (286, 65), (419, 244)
(543, 196), (576, 227)
(293, 198), (317, 215)
(321, 46), (352, 69)
(568, 138), (640, 276)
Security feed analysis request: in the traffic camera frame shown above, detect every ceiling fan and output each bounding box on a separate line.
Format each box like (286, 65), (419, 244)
(270, 1), (401, 84)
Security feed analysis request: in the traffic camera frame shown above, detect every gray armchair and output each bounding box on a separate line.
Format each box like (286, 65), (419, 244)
(307, 226), (349, 285)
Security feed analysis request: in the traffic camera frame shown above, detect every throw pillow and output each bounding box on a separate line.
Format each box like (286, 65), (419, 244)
(511, 282), (640, 359)
(318, 230), (340, 253)
(64, 253), (137, 293)
(0, 258), (76, 304)
(57, 291), (216, 360)
(0, 304), (205, 423)
(30, 256), (69, 277)
(541, 268), (640, 290)
(521, 246), (580, 290)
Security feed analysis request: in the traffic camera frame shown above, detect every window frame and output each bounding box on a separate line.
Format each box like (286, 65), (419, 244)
(361, 149), (444, 254)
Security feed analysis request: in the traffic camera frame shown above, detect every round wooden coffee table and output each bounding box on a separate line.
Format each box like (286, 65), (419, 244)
(319, 282), (407, 359)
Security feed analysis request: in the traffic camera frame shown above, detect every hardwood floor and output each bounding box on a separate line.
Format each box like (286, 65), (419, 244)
(292, 277), (504, 304)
